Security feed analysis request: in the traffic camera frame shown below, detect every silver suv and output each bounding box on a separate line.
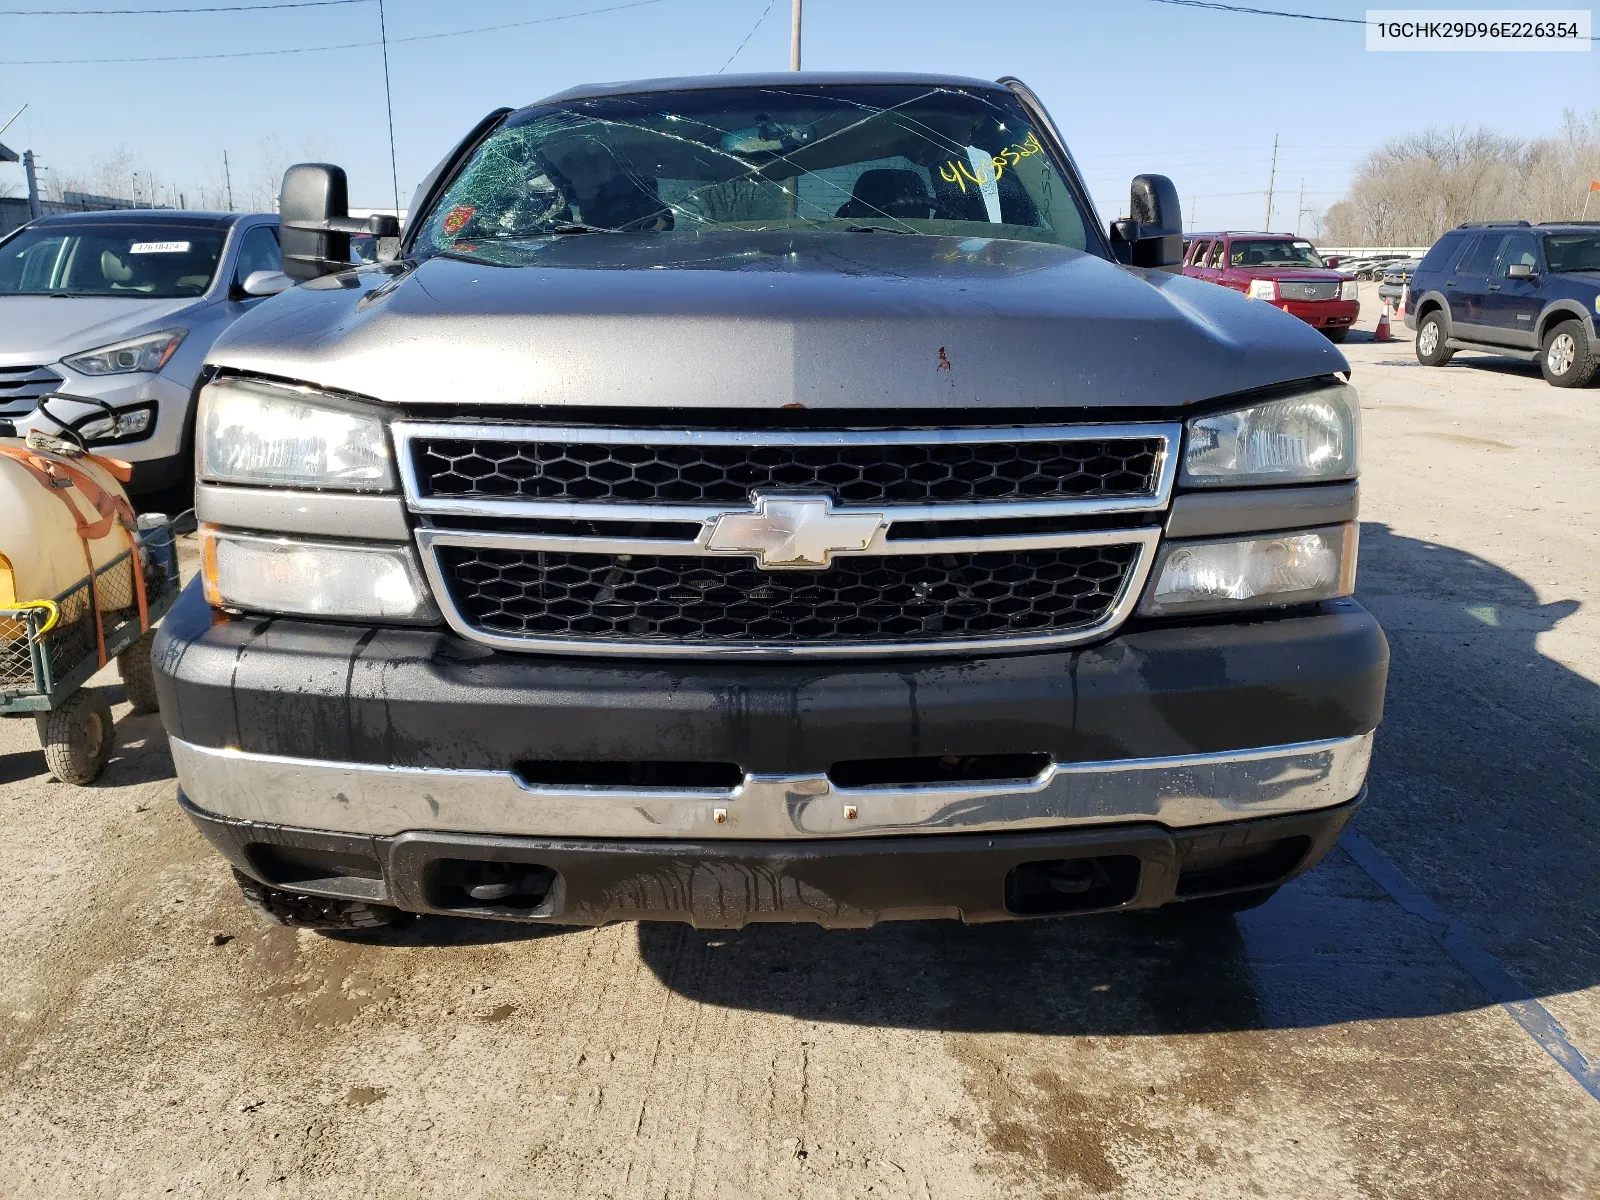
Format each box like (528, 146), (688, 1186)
(0, 209), (287, 492)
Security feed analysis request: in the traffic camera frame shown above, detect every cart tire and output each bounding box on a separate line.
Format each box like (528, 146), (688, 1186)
(35, 689), (115, 786)
(117, 631), (161, 714)
(231, 868), (411, 934)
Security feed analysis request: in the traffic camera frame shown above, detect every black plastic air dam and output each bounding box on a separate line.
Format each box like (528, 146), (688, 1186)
(181, 792), (1362, 928)
(152, 581), (1388, 773)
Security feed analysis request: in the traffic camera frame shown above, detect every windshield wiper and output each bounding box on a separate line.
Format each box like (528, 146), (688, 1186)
(844, 224), (914, 235)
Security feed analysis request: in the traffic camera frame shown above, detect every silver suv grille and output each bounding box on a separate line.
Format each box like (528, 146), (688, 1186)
(0, 365), (63, 416)
(1277, 281), (1339, 302)
(396, 421), (1179, 658)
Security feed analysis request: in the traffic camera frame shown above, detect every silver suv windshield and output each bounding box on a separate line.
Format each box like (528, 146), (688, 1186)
(0, 222), (226, 298)
(414, 84), (1094, 257)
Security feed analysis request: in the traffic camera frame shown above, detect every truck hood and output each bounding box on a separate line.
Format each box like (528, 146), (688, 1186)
(0, 295), (207, 367)
(211, 231), (1348, 412)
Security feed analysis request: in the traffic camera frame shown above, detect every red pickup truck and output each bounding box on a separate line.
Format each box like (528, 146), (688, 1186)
(1182, 232), (1360, 342)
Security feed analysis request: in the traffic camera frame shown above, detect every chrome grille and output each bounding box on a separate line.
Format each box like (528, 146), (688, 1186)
(0, 365), (62, 416)
(411, 433), (1164, 505)
(435, 544), (1141, 646)
(1277, 281), (1339, 302)
(397, 420), (1179, 658)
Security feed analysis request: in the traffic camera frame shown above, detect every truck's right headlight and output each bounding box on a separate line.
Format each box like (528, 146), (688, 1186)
(1139, 524), (1357, 617)
(199, 377), (395, 491)
(1181, 382), (1359, 487)
(200, 526), (437, 622)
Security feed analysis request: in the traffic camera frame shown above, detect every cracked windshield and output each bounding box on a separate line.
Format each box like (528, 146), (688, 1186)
(413, 84), (1092, 259)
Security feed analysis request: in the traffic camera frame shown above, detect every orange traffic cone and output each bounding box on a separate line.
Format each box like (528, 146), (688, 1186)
(1394, 289), (1405, 318)
(1374, 302), (1393, 342)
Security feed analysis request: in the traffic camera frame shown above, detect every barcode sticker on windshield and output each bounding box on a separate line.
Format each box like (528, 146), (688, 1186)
(128, 241), (190, 254)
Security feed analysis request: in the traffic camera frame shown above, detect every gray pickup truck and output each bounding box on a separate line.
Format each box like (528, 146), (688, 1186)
(153, 72), (1387, 932)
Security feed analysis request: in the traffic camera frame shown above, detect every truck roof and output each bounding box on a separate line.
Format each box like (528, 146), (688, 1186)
(535, 70), (1009, 105)
(1186, 231), (1308, 240)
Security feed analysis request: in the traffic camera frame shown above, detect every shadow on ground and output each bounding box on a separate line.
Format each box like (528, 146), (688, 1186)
(629, 523), (1598, 1036)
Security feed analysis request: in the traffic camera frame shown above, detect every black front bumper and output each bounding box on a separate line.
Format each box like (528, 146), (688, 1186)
(152, 581), (1387, 772)
(183, 792), (1362, 928)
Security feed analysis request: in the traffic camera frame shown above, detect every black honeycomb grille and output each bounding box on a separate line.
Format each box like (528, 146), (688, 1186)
(412, 435), (1163, 506)
(436, 545), (1140, 646)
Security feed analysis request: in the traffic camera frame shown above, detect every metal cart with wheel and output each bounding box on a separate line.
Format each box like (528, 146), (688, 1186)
(0, 515), (181, 785)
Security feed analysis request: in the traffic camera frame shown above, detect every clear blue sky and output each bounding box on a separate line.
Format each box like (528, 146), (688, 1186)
(1, 0), (1596, 234)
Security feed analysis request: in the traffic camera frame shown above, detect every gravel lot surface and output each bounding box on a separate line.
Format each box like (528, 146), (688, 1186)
(2, 283), (1597, 1198)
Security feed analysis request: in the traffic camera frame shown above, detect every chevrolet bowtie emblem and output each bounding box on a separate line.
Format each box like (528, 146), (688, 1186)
(704, 496), (886, 569)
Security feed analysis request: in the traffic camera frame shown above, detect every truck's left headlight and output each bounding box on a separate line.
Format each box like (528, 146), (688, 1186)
(1139, 524), (1357, 617)
(200, 526), (437, 622)
(1340, 279), (1360, 301)
(1181, 382), (1358, 487)
(199, 377), (395, 491)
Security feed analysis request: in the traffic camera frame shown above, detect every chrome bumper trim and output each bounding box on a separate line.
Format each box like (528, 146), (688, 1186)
(171, 732), (1374, 841)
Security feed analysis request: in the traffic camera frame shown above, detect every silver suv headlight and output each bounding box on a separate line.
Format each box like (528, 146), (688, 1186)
(199, 377), (395, 491)
(1180, 381), (1359, 487)
(62, 329), (186, 376)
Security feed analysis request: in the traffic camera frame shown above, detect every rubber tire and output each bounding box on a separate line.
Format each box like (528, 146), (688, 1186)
(232, 868), (411, 933)
(1323, 327), (1348, 343)
(117, 630), (161, 715)
(1170, 886), (1280, 917)
(1540, 319), (1598, 387)
(35, 688), (115, 785)
(1414, 311), (1454, 367)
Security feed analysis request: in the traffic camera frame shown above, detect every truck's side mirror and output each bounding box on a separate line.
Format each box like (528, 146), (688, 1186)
(1108, 174), (1183, 272)
(1324, 256), (1341, 269)
(1506, 263), (1535, 280)
(280, 163), (352, 281)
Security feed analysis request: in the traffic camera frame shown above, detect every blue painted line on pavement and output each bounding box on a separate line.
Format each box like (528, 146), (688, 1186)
(1340, 830), (1600, 1104)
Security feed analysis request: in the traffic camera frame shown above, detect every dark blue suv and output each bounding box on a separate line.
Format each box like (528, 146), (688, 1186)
(1406, 221), (1600, 387)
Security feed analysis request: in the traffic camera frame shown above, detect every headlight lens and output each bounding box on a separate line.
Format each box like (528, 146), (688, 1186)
(199, 377), (395, 491)
(1340, 279), (1360, 301)
(1139, 525), (1357, 617)
(200, 526), (437, 622)
(1181, 383), (1359, 487)
(1247, 279), (1277, 300)
(62, 329), (186, 375)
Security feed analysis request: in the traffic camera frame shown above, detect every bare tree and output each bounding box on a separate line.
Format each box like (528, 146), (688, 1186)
(1325, 113), (1600, 244)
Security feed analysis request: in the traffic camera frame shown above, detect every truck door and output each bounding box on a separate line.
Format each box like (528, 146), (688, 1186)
(1448, 234), (1503, 338)
(1480, 231), (1540, 347)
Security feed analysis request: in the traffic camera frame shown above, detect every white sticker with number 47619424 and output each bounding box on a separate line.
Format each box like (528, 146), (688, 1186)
(128, 241), (191, 254)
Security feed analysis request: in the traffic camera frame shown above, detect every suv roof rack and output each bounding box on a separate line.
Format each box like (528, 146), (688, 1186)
(1455, 220), (1532, 228)
(1539, 220), (1600, 226)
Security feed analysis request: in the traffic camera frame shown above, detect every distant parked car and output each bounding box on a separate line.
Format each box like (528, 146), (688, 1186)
(0, 209), (288, 492)
(1407, 220), (1600, 387)
(1377, 260), (1417, 309)
(1182, 231), (1359, 341)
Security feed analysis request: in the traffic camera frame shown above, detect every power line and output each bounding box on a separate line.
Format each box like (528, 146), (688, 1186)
(377, 0), (399, 214)
(720, 0), (779, 72)
(1, 0), (668, 64)
(1142, 0), (1359, 24)
(1, 0), (366, 13)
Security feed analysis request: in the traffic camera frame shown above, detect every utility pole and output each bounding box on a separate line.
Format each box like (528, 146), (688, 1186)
(223, 150), (234, 212)
(1188, 195), (1195, 232)
(22, 150), (41, 219)
(1263, 133), (1278, 232)
(1295, 177), (1304, 236)
(790, 0), (802, 70)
